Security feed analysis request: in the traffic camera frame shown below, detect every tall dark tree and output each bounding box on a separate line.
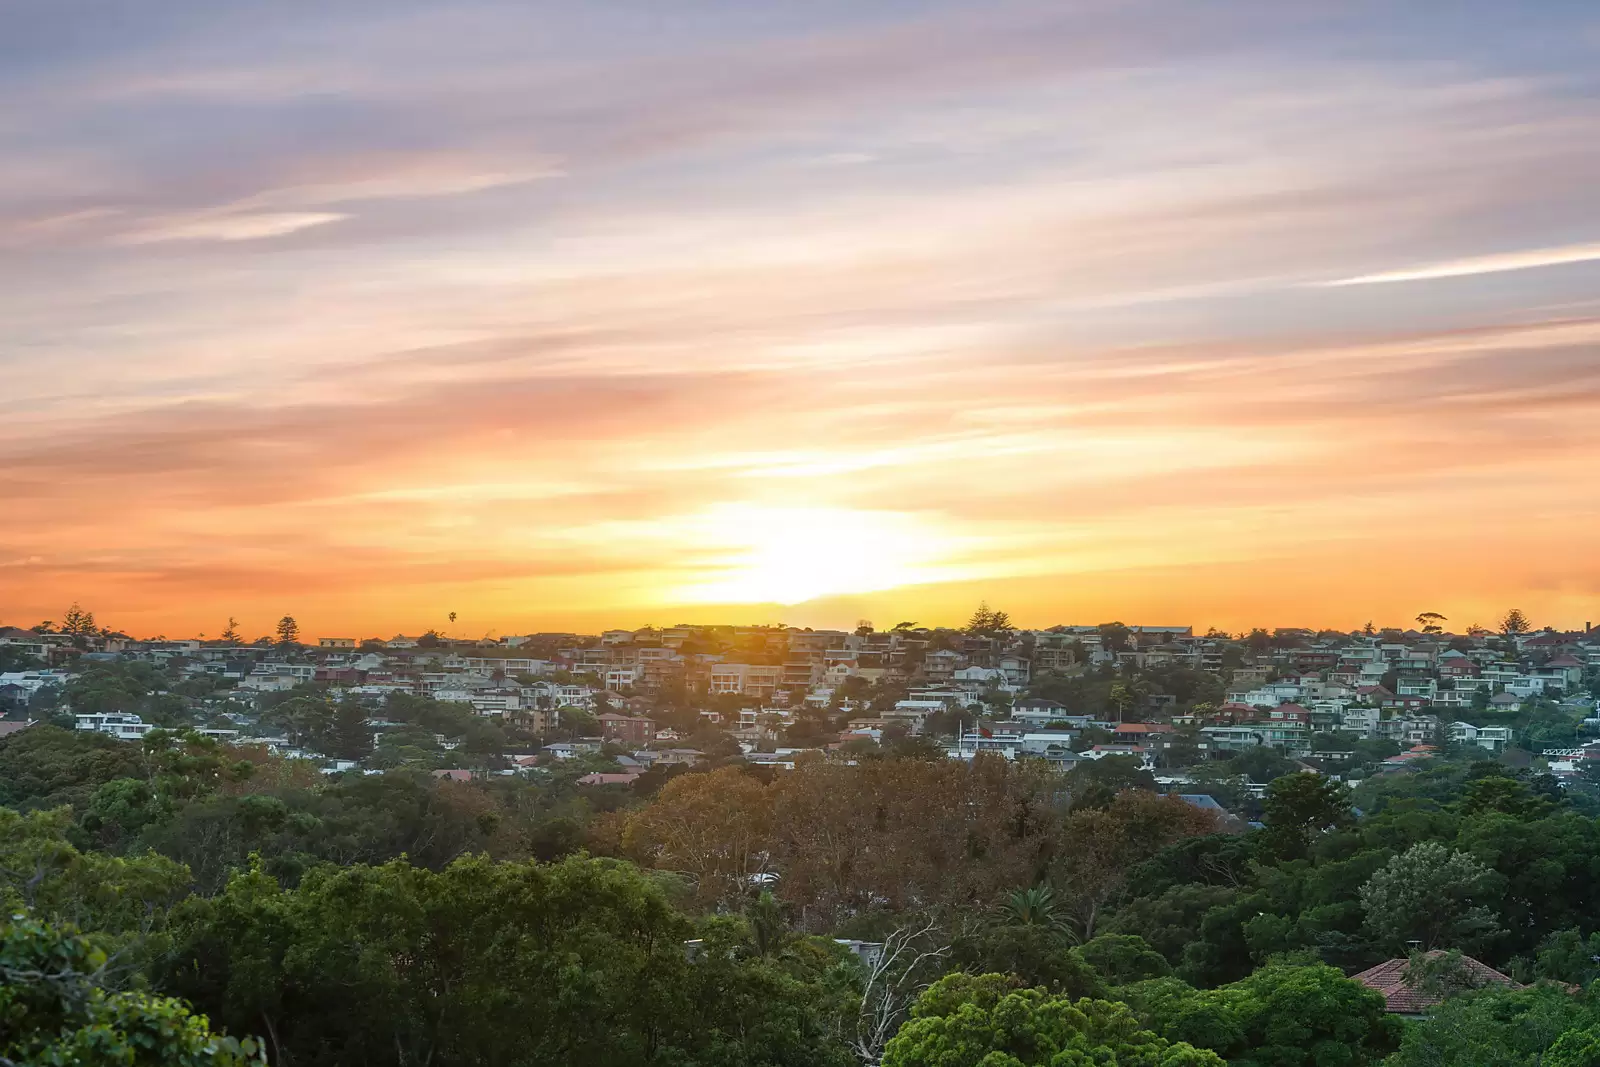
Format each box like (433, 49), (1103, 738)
(328, 700), (374, 761)
(966, 602), (1014, 638)
(1259, 773), (1352, 861)
(1500, 608), (1532, 636)
(60, 602), (98, 647)
(275, 615), (301, 646)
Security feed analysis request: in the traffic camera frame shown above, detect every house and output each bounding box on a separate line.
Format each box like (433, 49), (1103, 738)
(598, 712), (655, 746)
(708, 663), (783, 698)
(1351, 953), (1518, 1016)
(1084, 743), (1152, 767)
(1012, 699), (1069, 726)
(605, 667), (641, 690)
(1438, 656), (1482, 682)
(1111, 722), (1176, 744)
(1200, 726), (1265, 753)
(1539, 655), (1586, 691)
(1489, 691), (1523, 713)
(1448, 721), (1513, 752)
(834, 939), (886, 971)
(1379, 744), (1438, 770)
(1177, 794), (1228, 814)
(75, 712), (154, 741)
(885, 700), (949, 734)
(576, 771), (642, 786)
(647, 748), (706, 767)
(542, 740), (601, 760)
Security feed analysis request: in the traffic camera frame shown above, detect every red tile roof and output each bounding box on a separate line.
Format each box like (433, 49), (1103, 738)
(1351, 953), (1517, 1014)
(576, 772), (642, 786)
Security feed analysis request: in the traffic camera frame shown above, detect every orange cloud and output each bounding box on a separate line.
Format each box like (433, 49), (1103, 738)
(6, 4), (1600, 636)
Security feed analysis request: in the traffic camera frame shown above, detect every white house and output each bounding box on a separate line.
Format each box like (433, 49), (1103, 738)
(1448, 721), (1513, 752)
(75, 712), (154, 741)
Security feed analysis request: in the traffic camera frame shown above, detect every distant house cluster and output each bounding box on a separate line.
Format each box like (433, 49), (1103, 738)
(3, 616), (1597, 788)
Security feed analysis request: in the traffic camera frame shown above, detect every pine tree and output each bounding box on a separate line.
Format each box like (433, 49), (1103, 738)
(60, 602), (97, 637)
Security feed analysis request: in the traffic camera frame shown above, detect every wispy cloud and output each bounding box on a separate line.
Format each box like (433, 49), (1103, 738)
(1317, 241), (1600, 287)
(118, 211), (347, 243)
(5, 2), (1600, 633)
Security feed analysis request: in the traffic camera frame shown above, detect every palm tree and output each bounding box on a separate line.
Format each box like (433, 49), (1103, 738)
(746, 889), (787, 958)
(996, 885), (1075, 941)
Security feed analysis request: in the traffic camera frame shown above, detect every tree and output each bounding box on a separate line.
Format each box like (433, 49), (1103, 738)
(1226, 746), (1299, 784)
(966, 602), (1014, 639)
(168, 852), (856, 1067)
(1536, 929), (1600, 987)
(1500, 608), (1532, 636)
(1416, 612), (1448, 634)
(1259, 773), (1352, 861)
(623, 765), (774, 908)
(0, 806), (193, 969)
(1386, 984), (1597, 1067)
(1136, 962), (1402, 1067)
(1053, 791), (1221, 941)
(853, 915), (957, 1065)
(881, 972), (1225, 1067)
(220, 617), (241, 644)
(956, 891), (1103, 996)
(327, 700), (374, 761)
(0, 912), (263, 1066)
(274, 615), (300, 646)
(1098, 622), (1134, 654)
(60, 602), (98, 645)
(1078, 933), (1171, 985)
(1548, 1025), (1600, 1067)
(1458, 775), (1551, 819)
(1109, 681), (1135, 725)
(1069, 755), (1159, 812)
(1359, 841), (1502, 952)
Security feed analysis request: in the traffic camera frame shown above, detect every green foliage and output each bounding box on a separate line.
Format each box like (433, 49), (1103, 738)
(1107, 884), (1241, 974)
(1537, 929), (1600, 986)
(1132, 962), (1400, 1067)
(882, 972), (1225, 1067)
(1079, 934), (1172, 986)
(1071, 755), (1159, 809)
(1547, 1024), (1600, 1067)
(0, 912), (263, 1066)
(1387, 984), (1600, 1067)
(164, 853), (854, 1066)
(0, 807), (193, 971)
(1223, 746), (1301, 784)
(0, 726), (146, 812)
(1259, 774), (1352, 861)
(1359, 840), (1501, 952)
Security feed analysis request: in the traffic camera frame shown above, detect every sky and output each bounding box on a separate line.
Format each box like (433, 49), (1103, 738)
(4, 1), (1600, 640)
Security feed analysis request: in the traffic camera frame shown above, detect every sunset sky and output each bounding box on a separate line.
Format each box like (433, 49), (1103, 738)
(4, 1), (1600, 640)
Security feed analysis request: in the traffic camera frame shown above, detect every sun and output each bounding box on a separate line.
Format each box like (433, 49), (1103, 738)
(674, 505), (963, 606)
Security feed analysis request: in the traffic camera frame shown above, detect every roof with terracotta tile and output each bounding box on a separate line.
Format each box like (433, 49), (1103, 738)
(1351, 953), (1518, 1014)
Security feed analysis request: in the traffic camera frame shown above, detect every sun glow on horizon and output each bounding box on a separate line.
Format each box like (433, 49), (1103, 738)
(672, 505), (978, 607)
